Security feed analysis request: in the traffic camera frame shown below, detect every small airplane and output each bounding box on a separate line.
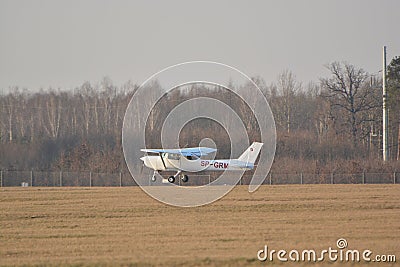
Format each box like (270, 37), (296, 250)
(140, 142), (263, 183)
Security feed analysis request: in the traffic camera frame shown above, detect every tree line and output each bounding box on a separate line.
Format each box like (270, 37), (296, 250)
(1, 60), (399, 174)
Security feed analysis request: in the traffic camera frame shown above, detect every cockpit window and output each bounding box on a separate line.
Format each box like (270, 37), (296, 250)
(167, 153), (180, 160)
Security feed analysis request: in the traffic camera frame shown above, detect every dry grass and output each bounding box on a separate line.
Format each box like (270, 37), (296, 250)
(0, 185), (399, 266)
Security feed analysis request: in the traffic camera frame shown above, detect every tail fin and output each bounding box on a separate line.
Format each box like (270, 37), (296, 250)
(237, 142), (263, 164)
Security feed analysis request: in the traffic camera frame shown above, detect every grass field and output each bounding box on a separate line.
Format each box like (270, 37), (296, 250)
(0, 185), (399, 266)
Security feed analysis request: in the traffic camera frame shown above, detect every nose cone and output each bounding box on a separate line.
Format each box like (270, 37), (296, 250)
(139, 155), (163, 171)
(140, 156), (151, 169)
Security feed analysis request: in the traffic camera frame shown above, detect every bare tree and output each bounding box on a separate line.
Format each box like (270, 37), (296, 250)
(321, 62), (380, 147)
(271, 70), (301, 133)
(387, 56), (400, 160)
(45, 92), (62, 138)
(4, 89), (18, 143)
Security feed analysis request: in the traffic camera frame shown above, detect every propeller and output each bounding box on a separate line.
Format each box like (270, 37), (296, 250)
(139, 162), (144, 175)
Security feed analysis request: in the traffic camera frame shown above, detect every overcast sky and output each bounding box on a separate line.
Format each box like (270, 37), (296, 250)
(1, 0), (399, 91)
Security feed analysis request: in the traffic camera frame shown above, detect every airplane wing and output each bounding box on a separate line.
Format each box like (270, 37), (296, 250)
(141, 147), (217, 157)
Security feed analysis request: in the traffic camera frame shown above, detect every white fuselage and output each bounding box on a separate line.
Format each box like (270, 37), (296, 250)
(141, 153), (254, 172)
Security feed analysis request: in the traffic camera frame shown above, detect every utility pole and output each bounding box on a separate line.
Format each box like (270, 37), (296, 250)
(382, 46), (389, 161)
(398, 125), (400, 161)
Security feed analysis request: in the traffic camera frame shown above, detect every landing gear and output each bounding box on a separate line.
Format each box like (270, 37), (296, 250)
(168, 176), (175, 183)
(151, 171), (158, 182)
(164, 171), (188, 184)
(150, 171), (188, 184)
(166, 170), (181, 184)
(181, 174), (189, 183)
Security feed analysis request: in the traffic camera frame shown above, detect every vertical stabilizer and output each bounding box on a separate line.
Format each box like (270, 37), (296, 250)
(237, 142), (263, 164)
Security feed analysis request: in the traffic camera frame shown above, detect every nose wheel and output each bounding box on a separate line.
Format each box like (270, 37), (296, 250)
(151, 171), (158, 182)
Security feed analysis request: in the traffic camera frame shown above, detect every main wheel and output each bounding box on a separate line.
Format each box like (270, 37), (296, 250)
(151, 176), (156, 182)
(181, 174), (189, 183)
(168, 176), (175, 183)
